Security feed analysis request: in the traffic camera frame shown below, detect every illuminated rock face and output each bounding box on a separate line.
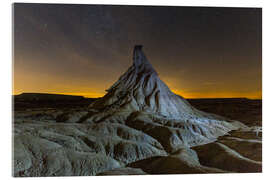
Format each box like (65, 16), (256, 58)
(88, 45), (245, 149)
(91, 45), (196, 119)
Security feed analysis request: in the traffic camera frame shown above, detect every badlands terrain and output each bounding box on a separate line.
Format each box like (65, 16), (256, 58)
(13, 46), (262, 176)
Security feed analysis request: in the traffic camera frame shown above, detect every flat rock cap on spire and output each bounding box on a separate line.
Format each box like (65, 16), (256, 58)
(134, 45), (143, 50)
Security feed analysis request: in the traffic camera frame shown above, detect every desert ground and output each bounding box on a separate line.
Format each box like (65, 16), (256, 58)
(13, 47), (262, 176)
(13, 94), (262, 176)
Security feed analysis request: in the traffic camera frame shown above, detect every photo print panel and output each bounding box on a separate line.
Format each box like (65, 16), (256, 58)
(13, 3), (262, 177)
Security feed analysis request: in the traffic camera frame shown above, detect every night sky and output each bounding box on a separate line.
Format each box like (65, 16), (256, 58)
(13, 3), (262, 99)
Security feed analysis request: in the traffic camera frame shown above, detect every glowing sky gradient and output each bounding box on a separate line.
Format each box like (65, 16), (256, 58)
(13, 3), (262, 99)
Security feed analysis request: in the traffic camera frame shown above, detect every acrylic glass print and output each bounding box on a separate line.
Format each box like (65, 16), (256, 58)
(13, 3), (262, 176)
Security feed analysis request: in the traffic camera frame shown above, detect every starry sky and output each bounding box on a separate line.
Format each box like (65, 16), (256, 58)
(13, 3), (262, 99)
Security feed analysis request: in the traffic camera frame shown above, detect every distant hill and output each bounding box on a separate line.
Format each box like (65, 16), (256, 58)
(13, 93), (97, 110)
(14, 93), (86, 101)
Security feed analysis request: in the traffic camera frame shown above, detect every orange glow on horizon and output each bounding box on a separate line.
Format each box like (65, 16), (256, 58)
(13, 91), (105, 98)
(13, 89), (262, 100)
(171, 89), (262, 100)
(12, 67), (262, 100)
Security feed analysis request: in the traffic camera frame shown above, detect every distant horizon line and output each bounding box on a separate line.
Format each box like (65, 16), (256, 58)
(12, 92), (262, 100)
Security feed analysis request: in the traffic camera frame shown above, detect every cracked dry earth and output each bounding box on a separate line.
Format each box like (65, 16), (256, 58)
(13, 46), (262, 176)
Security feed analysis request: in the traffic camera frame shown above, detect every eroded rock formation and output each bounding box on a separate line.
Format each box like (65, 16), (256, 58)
(86, 45), (245, 149)
(13, 46), (261, 176)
